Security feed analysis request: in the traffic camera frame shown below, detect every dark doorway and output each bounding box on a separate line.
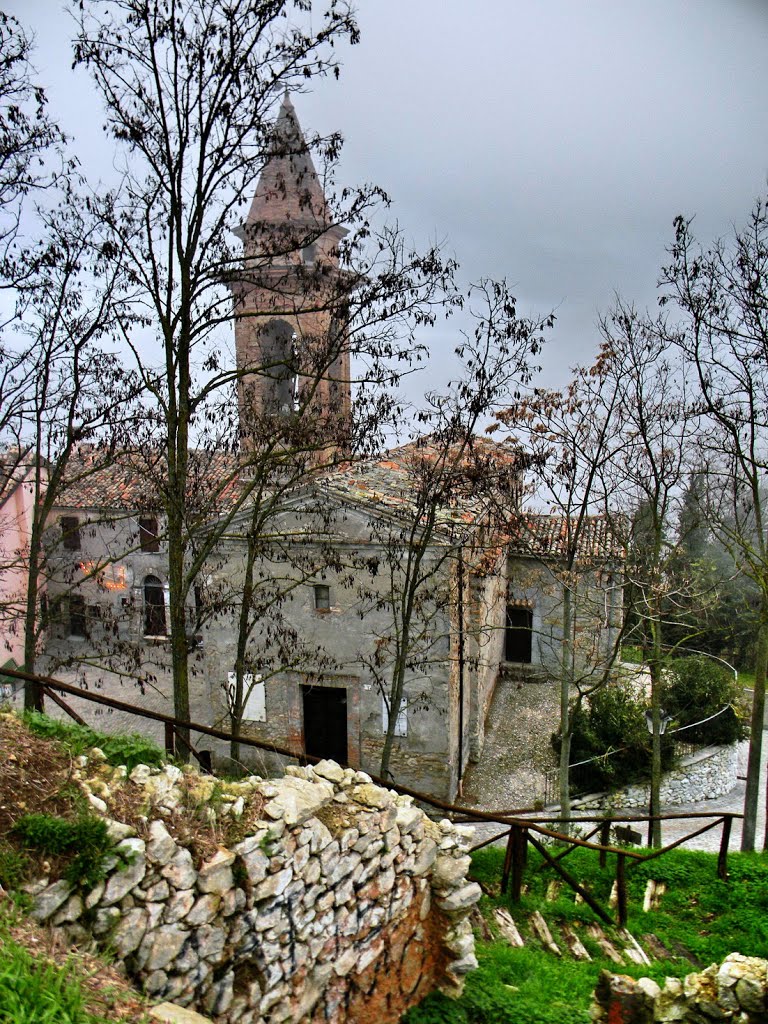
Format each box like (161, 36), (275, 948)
(505, 606), (533, 663)
(302, 685), (348, 765)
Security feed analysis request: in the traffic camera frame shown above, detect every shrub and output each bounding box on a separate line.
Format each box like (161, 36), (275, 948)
(0, 842), (29, 891)
(23, 711), (165, 772)
(11, 813), (114, 888)
(554, 685), (674, 793)
(661, 656), (745, 746)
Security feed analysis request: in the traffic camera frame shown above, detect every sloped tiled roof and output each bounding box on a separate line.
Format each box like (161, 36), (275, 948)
(507, 513), (624, 563)
(58, 447), (241, 513)
(321, 437), (524, 532)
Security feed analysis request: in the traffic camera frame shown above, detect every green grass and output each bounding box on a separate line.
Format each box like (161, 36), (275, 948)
(23, 711), (166, 772)
(403, 845), (768, 1024)
(0, 921), (113, 1024)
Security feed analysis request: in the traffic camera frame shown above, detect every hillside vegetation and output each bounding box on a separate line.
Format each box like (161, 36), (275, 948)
(403, 845), (768, 1024)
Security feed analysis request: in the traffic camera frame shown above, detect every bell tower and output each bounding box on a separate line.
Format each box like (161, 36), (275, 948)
(231, 94), (351, 457)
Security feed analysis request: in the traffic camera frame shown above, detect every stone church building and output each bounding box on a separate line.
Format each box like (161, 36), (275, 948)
(23, 96), (623, 801)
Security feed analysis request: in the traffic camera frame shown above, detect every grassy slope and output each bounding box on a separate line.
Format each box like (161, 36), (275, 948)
(404, 845), (768, 1024)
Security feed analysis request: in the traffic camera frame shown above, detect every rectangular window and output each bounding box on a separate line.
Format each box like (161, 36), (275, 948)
(69, 595), (87, 638)
(139, 517), (160, 553)
(60, 516), (81, 551)
(227, 672), (266, 722)
(382, 696), (407, 737)
(314, 584), (331, 611)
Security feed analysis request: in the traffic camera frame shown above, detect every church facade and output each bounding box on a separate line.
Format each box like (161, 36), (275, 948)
(11, 97), (623, 801)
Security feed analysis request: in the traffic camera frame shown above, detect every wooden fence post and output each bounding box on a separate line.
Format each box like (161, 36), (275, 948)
(501, 828), (515, 895)
(616, 852), (627, 927)
(599, 818), (611, 868)
(718, 816), (732, 881)
(164, 722), (176, 758)
(511, 827), (528, 903)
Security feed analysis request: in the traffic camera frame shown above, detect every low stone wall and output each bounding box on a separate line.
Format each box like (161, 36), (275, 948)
(576, 743), (738, 811)
(25, 756), (481, 1023)
(592, 954), (768, 1022)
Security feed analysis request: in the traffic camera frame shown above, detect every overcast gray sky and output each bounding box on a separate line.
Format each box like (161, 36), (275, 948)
(10, 0), (768, 391)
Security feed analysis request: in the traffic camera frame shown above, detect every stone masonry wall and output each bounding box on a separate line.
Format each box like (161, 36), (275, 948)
(576, 743), (738, 811)
(25, 754), (481, 1023)
(592, 954), (768, 1022)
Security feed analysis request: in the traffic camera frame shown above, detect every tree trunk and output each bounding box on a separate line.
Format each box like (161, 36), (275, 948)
(167, 516), (191, 761)
(558, 584), (573, 834)
(22, 525), (43, 711)
(648, 658), (662, 848)
(743, 597), (768, 850)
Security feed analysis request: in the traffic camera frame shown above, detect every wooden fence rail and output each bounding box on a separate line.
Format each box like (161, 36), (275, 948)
(3, 666), (742, 927)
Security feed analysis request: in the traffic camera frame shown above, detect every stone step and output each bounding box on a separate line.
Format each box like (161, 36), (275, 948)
(493, 907), (525, 947)
(642, 878), (666, 912)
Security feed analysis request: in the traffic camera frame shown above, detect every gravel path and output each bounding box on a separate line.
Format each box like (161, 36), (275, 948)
(457, 677), (767, 854)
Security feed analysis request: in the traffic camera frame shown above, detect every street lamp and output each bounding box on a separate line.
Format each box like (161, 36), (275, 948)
(644, 709), (674, 735)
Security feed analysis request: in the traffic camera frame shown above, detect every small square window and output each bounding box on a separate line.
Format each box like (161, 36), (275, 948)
(314, 584), (330, 611)
(382, 696), (407, 737)
(139, 517), (160, 553)
(61, 516), (81, 551)
(227, 672), (266, 722)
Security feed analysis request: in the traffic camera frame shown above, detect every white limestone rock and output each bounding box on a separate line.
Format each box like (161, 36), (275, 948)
(101, 838), (146, 905)
(147, 820), (178, 866)
(30, 879), (73, 923)
(161, 848), (196, 891)
(141, 925), (188, 972)
(197, 848), (235, 894)
(432, 853), (472, 890)
(111, 907), (149, 957)
(263, 776), (334, 827)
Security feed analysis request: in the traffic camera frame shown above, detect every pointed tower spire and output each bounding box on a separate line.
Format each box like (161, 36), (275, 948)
(241, 92), (330, 244)
(231, 95), (352, 460)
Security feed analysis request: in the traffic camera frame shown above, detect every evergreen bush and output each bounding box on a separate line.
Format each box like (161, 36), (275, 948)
(553, 685), (674, 793)
(661, 656), (745, 745)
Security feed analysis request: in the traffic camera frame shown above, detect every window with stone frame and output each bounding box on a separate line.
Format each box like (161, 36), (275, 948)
(313, 584), (331, 611)
(69, 594), (87, 638)
(143, 575), (167, 637)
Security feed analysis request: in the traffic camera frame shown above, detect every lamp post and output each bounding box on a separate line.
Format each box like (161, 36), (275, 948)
(645, 708), (674, 845)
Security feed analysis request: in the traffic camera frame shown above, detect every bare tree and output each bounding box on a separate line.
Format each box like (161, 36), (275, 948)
(661, 196), (768, 850)
(597, 302), (698, 846)
(71, 0), (368, 750)
(352, 279), (551, 785)
(1, 198), (136, 709)
(497, 344), (628, 829)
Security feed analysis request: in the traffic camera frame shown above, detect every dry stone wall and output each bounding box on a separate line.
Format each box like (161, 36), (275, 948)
(576, 744), (738, 811)
(592, 954), (768, 1022)
(25, 756), (480, 1023)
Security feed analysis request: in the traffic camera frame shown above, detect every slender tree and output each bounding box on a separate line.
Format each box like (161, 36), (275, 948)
(497, 343), (628, 830)
(359, 279), (551, 783)
(661, 196), (768, 849)
(598, 302), (698, 846)
(71, 0), (366, 748)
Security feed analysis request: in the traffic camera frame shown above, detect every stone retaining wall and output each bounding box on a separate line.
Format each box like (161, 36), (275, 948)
(25, 756), (480, 1023)
(576, 743), (738, 811)
(592, 954), (768, 1022)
